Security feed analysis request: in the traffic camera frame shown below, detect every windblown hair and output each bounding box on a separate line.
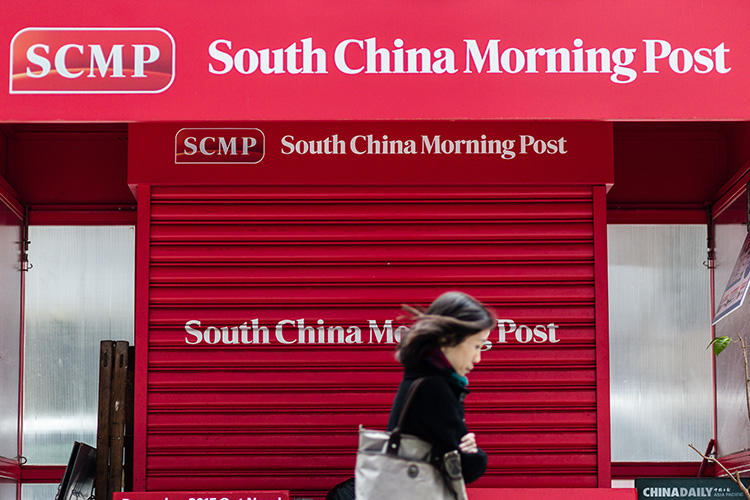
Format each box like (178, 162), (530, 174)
(396, 291), (495, 368)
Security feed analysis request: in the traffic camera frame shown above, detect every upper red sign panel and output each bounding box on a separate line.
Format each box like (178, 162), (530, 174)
(2, 1), (750, 120)
(10, 27), (174, 93)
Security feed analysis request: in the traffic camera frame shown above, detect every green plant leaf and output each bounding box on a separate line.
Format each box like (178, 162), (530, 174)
(708, 336), (732, 356)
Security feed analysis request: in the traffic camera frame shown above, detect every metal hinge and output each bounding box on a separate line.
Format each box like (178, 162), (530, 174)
(704, 205), (715, 269)
(20, 206), (32, 271)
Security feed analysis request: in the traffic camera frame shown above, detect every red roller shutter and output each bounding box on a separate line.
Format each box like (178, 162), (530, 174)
(138, 184), (605, 496)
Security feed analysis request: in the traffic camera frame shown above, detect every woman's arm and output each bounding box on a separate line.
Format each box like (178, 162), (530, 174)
(410, 377), (488, 483)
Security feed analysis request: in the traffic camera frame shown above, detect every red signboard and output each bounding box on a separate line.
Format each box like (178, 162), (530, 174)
(2, 0), (750, 120)
(10, 28), (174, 93)
(113, 492), (289, 500)
(129, 121), (613, 186)
(111, 489), (634, 500)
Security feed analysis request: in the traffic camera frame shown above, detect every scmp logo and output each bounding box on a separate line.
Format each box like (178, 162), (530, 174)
(10, 27), (175, 93)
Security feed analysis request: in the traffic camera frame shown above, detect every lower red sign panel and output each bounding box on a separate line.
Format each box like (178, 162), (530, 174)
(113, 492), (289, 500)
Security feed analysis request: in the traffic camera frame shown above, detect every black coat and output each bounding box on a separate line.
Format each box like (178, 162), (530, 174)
(386, 360), (488, 483)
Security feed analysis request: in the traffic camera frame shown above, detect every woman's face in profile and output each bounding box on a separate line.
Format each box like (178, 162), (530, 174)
(441, 329), (491, 377)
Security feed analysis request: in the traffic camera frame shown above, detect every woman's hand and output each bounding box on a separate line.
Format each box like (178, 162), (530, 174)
(459, 432), (478, 454)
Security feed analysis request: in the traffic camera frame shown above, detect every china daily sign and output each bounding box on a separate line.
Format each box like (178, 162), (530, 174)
(636, 478), (750, 499)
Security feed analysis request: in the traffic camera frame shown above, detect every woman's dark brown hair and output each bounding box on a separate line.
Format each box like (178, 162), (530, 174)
(396, 291), (495, 368)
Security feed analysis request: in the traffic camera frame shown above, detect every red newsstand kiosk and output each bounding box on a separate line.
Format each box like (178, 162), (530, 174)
(126, 121), (615, 498)
(5, 1), (750, 499)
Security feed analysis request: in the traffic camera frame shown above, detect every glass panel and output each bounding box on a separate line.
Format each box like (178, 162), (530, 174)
(0, 204), (22, 460)
(713, 191), (750, 457)
(608, 225), (712, 461)
(21, 483), (60, 500)
(22, 226), (134, 464)
(0, 483), (18, 500)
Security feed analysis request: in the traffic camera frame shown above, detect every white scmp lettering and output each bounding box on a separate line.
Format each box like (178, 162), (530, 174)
(242, 137), (257, 155)
(463, 39), (502, 73)
(208, 39), (234, 74)
(88, 44), (124, 78)
(714, 43), (731, 73)
(280, 135), (295, 155)
(496, 319), (560, 344)
(394, 326), (408, 343)
(209, 38), (326, 75)
(183, 318), (560, 346)
(643, 39), (670, 73)
(335, 39), (365, 74)
(350, 135), (367, 154)
(239, 322), (251, 344)
(547, 323), (560, 343)
(221, 326), (239, 344)
(251, 318), (269, 344)
(515, 325), (533, 343)
(183, 137), (198, 155)
(204, 326), (221, 344)
(610, 47), (637, 83)
(519, 135), (567, 155)
(368, 320), (398, 343)
(218, 137), (237, 156)
(497, 319), (516, 343)
(299, 37), (327, 74)
(55, 44), (85, 78)
(26, 43), (51, 78)
(297, 318), (319, 344)
(132, 44), (159, 78)
(345, 325), (362, 344)
(643, 39), (731, 75)
(199, 137), (215, 155)
(235, 48), (260, 74)
(532, 325), (548, 343)
(276, 319), (297, 344)
(184, 320), (203, 344)
(432, 48), (457, 74)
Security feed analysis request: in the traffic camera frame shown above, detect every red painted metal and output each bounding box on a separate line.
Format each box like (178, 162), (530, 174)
(0, 180), (23, 491)
(0, 176), (23, 221)
(606, 208), (707, 224)
(16, 225), (25, 500)
(133, 185), (151, 491)
(28, 206), (136, 225)
(137, 183), (606, 494)
(611, 462), (712, 478)
(718, 449), (750, 477)
(18, 465), (65, 483)
(114, 491), (289, 500)
(129, 122), (613, 187)
(709, 217), (719, 475)
(609, 123), (729, 206)
(593, 186), (611, 488)
(5, 125), (134, 206)
(712, 160), (750, 218)
(0, 457), (20, 482)
(3, 2), (750, 121)
(468, 489), (636, 499)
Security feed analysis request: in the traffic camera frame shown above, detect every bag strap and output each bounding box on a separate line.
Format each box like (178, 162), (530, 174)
(386, 377), (425, 455)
